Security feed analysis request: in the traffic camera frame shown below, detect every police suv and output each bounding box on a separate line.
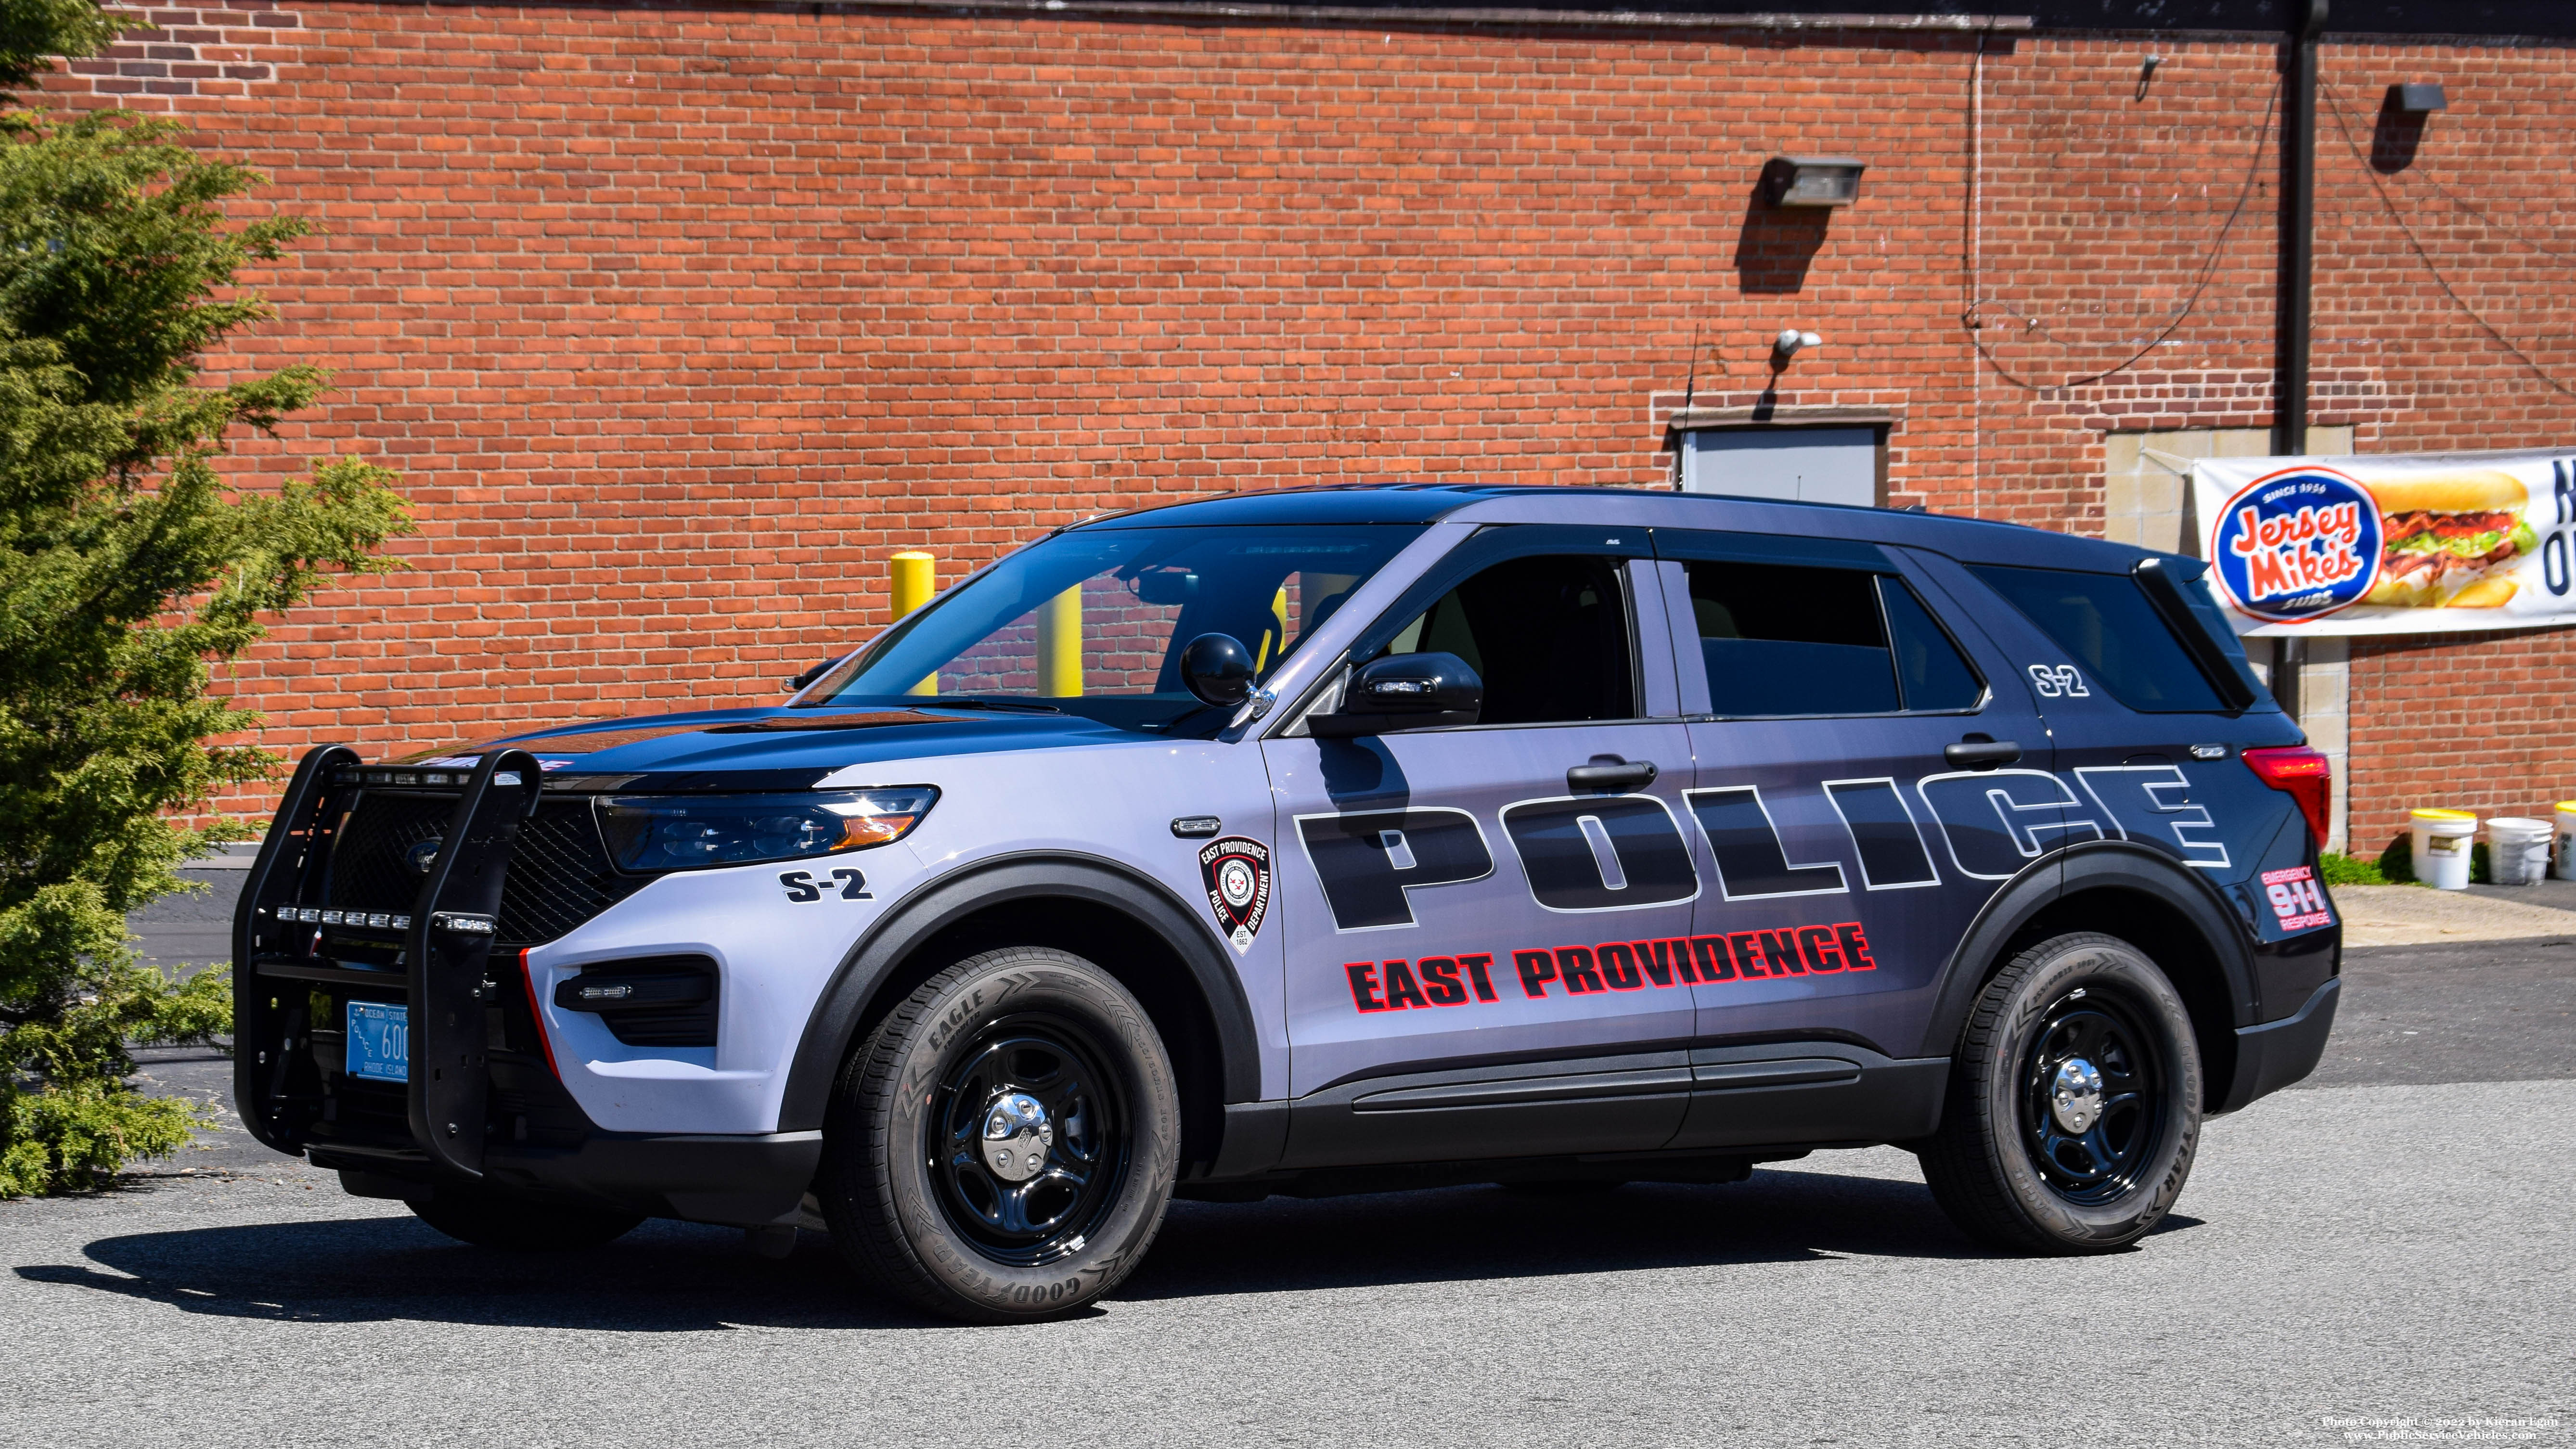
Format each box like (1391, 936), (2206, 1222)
(233, 486), (2343, 1322)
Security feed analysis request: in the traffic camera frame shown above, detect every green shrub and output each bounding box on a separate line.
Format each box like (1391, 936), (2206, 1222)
(2317, 852), (2387, 887)
(2376, 833), (2416, 885)
(0, 4), (409, 1195)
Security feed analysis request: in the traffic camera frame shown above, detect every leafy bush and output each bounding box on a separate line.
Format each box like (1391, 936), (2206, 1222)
(0, 4), (409, 1195)
(2317, 852), (2388, 887)
(2355, 833), (2491, 889)
(2375, 833), (2416, 885)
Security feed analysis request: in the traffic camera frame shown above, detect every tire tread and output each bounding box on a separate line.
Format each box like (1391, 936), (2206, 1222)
(1919, 931), (2190, 1256)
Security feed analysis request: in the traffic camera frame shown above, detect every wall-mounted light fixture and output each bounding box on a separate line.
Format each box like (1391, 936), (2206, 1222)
(1759, 156), (1867, 208)
(2387, 82), (2447, 113)
(1773, 329), (1823, 363)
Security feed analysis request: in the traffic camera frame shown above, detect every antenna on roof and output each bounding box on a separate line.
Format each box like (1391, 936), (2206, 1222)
(1674, 321), (1704, 490)
(1679, 320), (1704, 419)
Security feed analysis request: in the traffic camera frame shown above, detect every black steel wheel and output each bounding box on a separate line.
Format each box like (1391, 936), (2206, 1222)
(820, 946), (1180, 1323)
(1919, 932), (2202, 1254)
(2018, 987), (2167, 1206)
(927, 1018), (1133, 1266)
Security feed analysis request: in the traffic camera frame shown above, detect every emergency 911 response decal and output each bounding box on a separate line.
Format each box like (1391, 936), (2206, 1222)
(1199, 836), (1273, 951)
(1344, 922), (1878, 1013)
(2261, 864), (2334, 932)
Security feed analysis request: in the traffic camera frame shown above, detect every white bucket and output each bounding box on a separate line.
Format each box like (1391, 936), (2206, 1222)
(2557, 802), (2576, 882)
(2488, 818), (2553, 887)
(2410, 808), (2478, 890)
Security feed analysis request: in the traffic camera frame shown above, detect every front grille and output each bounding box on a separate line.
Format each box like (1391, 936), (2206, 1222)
(504, 804), (648, 944)
(327, 792), (646, 945)
(328, 792), (447, 915)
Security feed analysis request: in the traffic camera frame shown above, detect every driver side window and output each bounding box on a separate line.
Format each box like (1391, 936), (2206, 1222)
(1377, 554), (1636, 726)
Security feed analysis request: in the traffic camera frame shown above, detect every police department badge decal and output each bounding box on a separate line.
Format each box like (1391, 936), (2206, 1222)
(1198, 837), (1271, 952)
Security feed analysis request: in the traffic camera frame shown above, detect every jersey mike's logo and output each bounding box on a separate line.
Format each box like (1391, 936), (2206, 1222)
(1198, 836), (1272, 951)
(2212, 467), (2383, 623)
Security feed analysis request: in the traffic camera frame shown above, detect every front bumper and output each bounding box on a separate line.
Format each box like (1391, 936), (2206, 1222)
(323, 1130), (823, 1226)
(234, 744), (874, 1218)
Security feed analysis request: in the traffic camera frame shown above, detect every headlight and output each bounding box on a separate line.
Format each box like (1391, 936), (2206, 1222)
(598, 788), (939, 872)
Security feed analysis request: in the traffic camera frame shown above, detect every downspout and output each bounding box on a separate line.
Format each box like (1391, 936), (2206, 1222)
(2269, 0), (2327, 718)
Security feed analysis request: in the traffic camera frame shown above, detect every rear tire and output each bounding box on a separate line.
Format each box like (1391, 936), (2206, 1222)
(819, 946), (1181, 1324)
(1919, 932), (2201, 1254)
(407, 1185), (643, 1251)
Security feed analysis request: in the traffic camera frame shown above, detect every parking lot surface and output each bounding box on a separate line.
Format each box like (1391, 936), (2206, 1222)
(5, 898), (2569, 1448)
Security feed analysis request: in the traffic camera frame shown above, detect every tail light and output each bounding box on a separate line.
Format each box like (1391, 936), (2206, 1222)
(2243, 745), (2333, 847)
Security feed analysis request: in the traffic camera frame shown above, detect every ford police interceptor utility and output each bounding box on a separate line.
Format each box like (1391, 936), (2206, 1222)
(232, 485), (2344, 1322)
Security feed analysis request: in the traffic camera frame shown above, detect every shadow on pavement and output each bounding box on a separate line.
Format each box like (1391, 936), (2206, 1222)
(1128, 1167), (2038, 1302)
(10, 1163), (2112, 1330)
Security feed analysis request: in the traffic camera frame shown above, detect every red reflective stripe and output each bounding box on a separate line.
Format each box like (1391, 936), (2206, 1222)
(518, 948), (562, 1080)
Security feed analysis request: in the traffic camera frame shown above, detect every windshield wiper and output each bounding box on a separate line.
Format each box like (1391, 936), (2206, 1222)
(920, 697), (1064, 715)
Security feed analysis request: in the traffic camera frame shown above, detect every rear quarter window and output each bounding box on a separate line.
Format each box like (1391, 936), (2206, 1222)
(1967, 564), (2230, 713)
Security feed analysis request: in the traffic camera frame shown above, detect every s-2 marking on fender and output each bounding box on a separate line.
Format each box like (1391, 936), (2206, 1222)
(779, 868), (870, 902)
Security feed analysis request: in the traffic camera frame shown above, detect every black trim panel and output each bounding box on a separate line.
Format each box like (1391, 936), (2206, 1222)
(322, 1130), (825, 1227)
(1669, 1044), (1943, 1151)
(1284, 1050), (1691, 1167)
(2217, 977), (2340, 1115)
(1273, 1040), (1945, 1172)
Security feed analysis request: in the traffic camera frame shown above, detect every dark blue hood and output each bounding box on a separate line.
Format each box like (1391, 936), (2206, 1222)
(399, 705), (1133, 783)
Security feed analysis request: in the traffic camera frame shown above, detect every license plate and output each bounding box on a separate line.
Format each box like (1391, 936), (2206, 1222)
(346, 1000), (410, 1083)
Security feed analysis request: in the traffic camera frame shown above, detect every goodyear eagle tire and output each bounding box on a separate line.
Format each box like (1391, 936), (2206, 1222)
(1919, 932), (2201, 1255)
(406, 1186), (643, 1251)
(820, 947), (1180, 1323)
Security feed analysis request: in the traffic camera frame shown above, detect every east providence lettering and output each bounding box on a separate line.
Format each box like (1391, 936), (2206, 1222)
(1343, 922), (1878, 1013)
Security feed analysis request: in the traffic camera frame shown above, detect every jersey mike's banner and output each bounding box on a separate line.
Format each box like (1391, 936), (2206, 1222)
(2190, 449), (2576, 637)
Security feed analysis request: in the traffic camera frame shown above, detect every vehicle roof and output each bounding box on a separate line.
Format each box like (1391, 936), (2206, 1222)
(1071, 484), (2160, 572)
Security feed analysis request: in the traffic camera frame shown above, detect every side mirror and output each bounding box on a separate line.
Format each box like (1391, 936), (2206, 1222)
(1179, 632), (1256, 707)
(788, 655), (844, 692)
(1310, 652), (1482, 737)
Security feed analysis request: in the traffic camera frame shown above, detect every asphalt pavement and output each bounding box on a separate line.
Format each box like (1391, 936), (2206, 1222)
(3, 879), (2567, 1448)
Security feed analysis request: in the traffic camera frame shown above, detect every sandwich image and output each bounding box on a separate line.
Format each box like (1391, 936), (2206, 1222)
(2362, 471), (2537, 608)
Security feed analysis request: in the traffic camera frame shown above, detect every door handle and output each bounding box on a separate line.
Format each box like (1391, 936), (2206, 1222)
(1943, 738), (2022, 771)
(1568, 757), (1658, 793)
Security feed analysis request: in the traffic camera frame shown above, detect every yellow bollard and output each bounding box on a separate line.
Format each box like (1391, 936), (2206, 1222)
(890, 551), (937, 695)
(1035, 586), (1083, 697)
(1254, 584), (1290, 672)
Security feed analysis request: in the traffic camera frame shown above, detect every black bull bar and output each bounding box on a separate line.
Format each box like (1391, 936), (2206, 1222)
(232, 744), (545, 1181)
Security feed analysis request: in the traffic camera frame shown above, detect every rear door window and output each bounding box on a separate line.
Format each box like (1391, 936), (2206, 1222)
(1967, 564), (2229, 713)
(1684, 561), (1984, 718)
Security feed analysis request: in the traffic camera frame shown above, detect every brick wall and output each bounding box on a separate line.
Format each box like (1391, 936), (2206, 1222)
(34, 7), (2576, 827)
(2349, 628), (2576, 857)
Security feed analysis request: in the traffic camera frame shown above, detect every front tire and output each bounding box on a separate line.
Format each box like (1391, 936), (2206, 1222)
(819, 947), (1181, 1323)
(1919, 932), (2202, 1254)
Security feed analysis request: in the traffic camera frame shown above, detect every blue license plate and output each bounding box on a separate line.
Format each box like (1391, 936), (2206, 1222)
(346, 1000), (409, 1083)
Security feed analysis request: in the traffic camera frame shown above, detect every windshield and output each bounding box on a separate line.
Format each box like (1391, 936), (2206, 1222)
(802, 524), (1428, 733)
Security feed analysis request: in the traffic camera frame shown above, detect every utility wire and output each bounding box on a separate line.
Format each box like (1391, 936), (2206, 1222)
(2318, 80), (2576, 399)
(1966, 81), (2280, 393)
(2322, 79), (2576, 273)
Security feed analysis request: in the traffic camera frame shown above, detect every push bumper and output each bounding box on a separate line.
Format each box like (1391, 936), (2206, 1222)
(2215, 976), (2340, 1113)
